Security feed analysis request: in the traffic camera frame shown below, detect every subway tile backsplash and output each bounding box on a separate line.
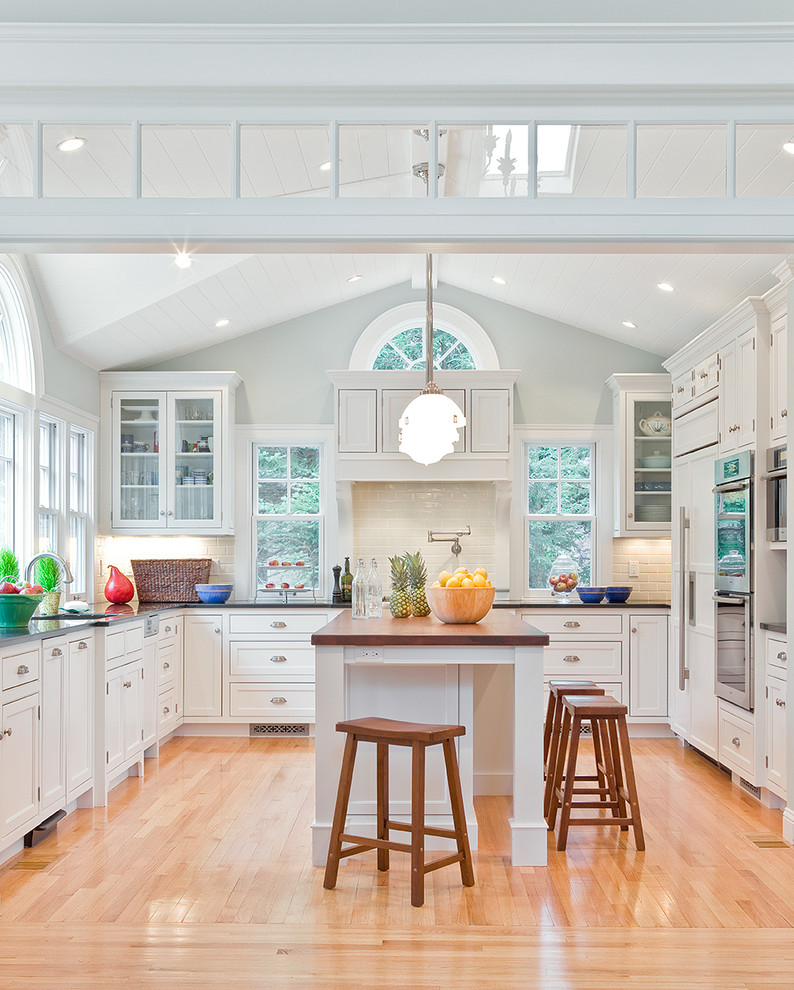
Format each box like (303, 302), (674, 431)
(94, 535), (235, 598)
(611, 537), (671, 603)
(351, 481), (497, 591)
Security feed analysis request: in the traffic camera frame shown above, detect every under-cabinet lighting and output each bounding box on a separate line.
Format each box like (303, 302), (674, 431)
(174, 252), (193, 270)
(657, 282), (674, 292)
(57, 137), (86, 152)
(622, 320), (638, 329)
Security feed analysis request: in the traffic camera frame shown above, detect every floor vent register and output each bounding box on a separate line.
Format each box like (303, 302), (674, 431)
(249, 723), (309, 737)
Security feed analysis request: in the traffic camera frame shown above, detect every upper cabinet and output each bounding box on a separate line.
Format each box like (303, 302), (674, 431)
(100, 372), (241, 535)
(769, 312), (787, 443)
(328, 370), (519, 481)
(607, 374), (673, 537)
(718, 322), (758, 454)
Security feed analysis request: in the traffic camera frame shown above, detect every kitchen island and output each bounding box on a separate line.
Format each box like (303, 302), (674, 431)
(311, 610), (549, 867)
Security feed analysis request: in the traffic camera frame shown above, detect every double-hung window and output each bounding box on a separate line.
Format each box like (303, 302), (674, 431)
(0, 406), (15, 547)
(38, 416), (59, 552)
(525, 442), (595, 592)
(253, 443), (322, 595)
(68, 426), (92, 599)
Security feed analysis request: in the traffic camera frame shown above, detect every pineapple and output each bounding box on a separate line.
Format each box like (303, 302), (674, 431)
(388, 555), (412, 618)
(405, 550), (431, 617)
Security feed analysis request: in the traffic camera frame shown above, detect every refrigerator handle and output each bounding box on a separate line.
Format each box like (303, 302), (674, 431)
(679, 505), (691, 691)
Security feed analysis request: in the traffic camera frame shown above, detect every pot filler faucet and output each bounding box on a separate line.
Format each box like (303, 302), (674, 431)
(427, 526), (471, 560)
(25, 552), (75, 587)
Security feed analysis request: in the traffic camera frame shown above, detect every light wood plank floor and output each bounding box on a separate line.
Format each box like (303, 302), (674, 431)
(1, 735), (793, 988)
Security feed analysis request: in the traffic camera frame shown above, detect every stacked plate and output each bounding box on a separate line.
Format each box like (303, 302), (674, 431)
(636, 505), (669, 522)
(193, 470), (208, 485)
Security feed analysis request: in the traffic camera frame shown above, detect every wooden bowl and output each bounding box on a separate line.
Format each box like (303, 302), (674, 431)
(425, 585), (495, 624)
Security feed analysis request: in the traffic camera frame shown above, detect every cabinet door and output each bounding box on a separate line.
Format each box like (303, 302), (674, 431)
(628, 614), (668, 718)
(766, 674), (787, 796)
(625, 393), (672, 535)
(382, 389), (465, 453)
(183, 614), (223, 717)
(469, 389), (509, 453)
(0, 692), (40, 838)
(40, 641), (66, 814)
(169, 391), (221, 529)
(338, 389), (377, 453)
(770, 314), (787, 441)
(142, 641), (158, 750)
(113, 391), (167, 530)
(123, 662), (143, 763)
(736, 329), (756, 450)
(66, 636), (94, 800)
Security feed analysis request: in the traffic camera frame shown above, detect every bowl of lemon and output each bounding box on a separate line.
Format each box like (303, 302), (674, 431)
(425, 566), (495, 624)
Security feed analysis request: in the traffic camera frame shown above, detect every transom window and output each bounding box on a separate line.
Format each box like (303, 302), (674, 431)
(372, 326), (476, 371)
(526, 443), (595, 590)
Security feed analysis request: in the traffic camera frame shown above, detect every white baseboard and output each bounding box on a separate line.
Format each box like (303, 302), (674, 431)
(474, 771), (513, 796)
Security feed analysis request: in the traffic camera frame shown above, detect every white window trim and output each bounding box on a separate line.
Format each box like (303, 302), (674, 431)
(510, 424), (613, 602)
(234, 424), (336, 602)
(348, 301), (499, 371)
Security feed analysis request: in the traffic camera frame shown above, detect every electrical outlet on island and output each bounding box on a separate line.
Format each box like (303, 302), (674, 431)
(628, 560), (640, 578)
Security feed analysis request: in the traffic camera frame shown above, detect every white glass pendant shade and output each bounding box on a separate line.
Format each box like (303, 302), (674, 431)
(398, 392), (467, 465)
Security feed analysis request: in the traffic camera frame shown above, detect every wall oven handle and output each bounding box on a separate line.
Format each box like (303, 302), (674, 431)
(713, 481), (750, 494)
(679, 505), (690, 691)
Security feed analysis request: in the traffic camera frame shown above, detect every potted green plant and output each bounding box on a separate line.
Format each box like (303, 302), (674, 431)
(35, 556), (62, 615)
(0, 546), (20, 584)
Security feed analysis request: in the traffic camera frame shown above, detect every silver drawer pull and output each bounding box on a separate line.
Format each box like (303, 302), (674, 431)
(1, 727), (12, 738)
(17, 664), (30, 675)
(700, 370), (708, 378)
(563, 655), (581, 663)
(163, 706), (170, 715)
(270, 655), (287, 663)
(563, 621), (580, 629)
(123, 680), (132, 688)
(50, 648), (63, 657)
(782, 409), (788, 417)
(163, 661), (171, 670)
(271, 620), (287, 629)
(776, 698), (787, 708)
(78, 641), (88, 649)
(731, 736), (741, 747)
(777, 652), (787, 661)
(164, 625), (172, 633)
(270, 696), (287, 705)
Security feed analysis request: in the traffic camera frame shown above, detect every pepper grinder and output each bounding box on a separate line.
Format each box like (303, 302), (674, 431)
(332, 564), (343, 603)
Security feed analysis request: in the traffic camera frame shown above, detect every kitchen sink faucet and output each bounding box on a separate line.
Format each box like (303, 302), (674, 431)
(25, 551), (75, 587)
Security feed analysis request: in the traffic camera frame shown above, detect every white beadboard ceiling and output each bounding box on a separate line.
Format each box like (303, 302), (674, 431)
(21, 120), (794, 370)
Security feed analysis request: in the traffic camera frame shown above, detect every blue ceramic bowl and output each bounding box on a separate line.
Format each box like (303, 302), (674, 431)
(605, 586), (632, 604)
(577, 587), (606, 604)
(195, 583), (233, 604)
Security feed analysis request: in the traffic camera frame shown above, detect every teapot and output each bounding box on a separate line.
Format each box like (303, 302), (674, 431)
(638, 411), (672, 437)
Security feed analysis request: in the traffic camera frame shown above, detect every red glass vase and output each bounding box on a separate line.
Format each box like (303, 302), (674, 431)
(104, 564), (135, 604)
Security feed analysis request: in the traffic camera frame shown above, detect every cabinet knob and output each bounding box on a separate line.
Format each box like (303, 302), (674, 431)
(777, 652), (787, 662)
(700, 370), (708, 378)
(776, 698), (787, 708)
(676, 386), (685, 393)
(731, 736), (741, 747)
(123, 680), (132, 688)
(163, 661), (171, 670)
(167, 510), (173, 517)
(631, 627), (638, 634)
(628, 512), (633, 518)
(270, 655), (287, 663)
(782, 409), (788, 417)
(17, 664), (30, 675)
(1, 727), (12, 738)
(160, 510), (166, 517)
(50, 648), (62, 657)
(214, 628), (221, 634)
(271, 621), (287, 628)
(563, 621), (580, 628)
(163, 706), (170, 715)
(78, 641), (88, 649)
(270, 696), (287, 705)
(563, 655), (581, 663)
(164, 625), (172, 633)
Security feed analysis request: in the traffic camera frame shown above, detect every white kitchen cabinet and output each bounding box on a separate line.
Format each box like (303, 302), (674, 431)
(183, 612), (223, 718)
(629, 613), (669, 718)
(718, 326), (757, 453)
(66, 633), (94, 802)
(157, 616), (182, 739)
(769, 313), (788, 442)
(40, 639), (66, 817)
(718, 702), (755, 780)
(338, 389), (377, 453)
(100, 371), (241, 535)
(105, 659), (143, 775)
(671, 353), (718, 418)
(142, 639), (158, 751)
(607, 374), (672, 537)
(381, 388), (465, 453)
(469, 389), (510, 453)
(765, 633), (787, 799)
(0, 691), (40, 839)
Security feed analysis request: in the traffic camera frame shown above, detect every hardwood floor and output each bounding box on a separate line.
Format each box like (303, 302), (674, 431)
(0, 735), (793, 988)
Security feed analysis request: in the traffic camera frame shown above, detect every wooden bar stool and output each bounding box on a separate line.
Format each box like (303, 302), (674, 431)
(323, 716), (475, 907)
(547, 695), (645, 852)
(543, 680), (606, 819)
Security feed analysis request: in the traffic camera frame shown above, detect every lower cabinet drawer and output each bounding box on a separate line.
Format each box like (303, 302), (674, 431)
(158, 686), (179, 735)
(2, 648), (39, 691)
(229, 683), (315, 719)
(718, 705), (755, 778)
(544, 642), (622, 678)
(229, 642), (314, 679)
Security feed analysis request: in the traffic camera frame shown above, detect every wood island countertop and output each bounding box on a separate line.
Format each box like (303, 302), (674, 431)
(311, 610), (549, 648)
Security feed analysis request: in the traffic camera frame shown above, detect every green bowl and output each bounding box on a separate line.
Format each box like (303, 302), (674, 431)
(0, 593), (44, 627)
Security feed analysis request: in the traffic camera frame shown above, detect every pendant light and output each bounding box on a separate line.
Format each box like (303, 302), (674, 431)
(398, 254), (467, 465)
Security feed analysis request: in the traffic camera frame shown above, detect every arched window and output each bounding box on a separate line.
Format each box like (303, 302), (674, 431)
(0, 258), (35, 394)
(348, 301), (500, 372)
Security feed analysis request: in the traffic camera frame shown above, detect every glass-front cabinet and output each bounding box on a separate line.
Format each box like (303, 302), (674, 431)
(607, 373), (673, 537)
(102, 372), (241, 534)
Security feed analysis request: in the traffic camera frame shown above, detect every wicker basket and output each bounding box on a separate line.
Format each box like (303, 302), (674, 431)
(130, 558), (211, 602)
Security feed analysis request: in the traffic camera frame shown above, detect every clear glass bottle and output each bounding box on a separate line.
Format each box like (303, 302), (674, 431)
(366, 558), (382, 618)
(341, 556), (353, 602)
(351, 557), (367, 619)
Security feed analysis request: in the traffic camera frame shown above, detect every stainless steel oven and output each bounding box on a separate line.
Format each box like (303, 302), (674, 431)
(765, 443), (787, 544)
(713, 450), (754, 710)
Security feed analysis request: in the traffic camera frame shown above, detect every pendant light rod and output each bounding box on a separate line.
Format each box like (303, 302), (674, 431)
(423, 253), (441, 395)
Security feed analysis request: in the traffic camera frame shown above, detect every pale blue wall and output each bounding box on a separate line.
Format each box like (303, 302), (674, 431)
(145, 282), (666, 426)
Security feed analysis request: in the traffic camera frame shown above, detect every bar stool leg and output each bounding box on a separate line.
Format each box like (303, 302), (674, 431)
(617, 716), (645, 851)
(376, 741), (390, 872)
(605, 718), (629, 828)
(543, 689), (556, 765)
(411, 741), (426, 907)
(324, 733), (359, 890)
(590, 716), (608, 796)
(543, 697), (567, 818)
(556, 713), (583, 851)
(442, 737), (475, 887)
(547, 705), (571, 831)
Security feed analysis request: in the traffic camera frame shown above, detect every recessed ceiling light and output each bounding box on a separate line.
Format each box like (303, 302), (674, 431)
(491, 275), (507, 285)
(347, 273), (363, 283)
(214, 318), (230, 328)
(57, 137), (86, 152)
(174, 252), (193, 270)
(657, 282), (674, 292)
(784, 141), (794, 155)
(319, 161), (331, 172)
(622, 320), (638, 329)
